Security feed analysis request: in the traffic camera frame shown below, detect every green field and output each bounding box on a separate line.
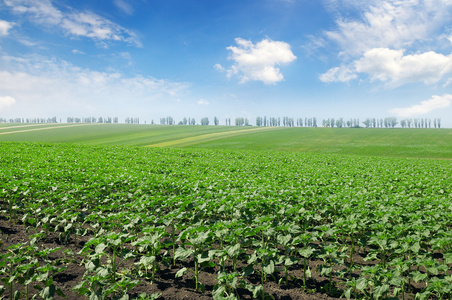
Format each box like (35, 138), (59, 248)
(1, 122), (452, 299)
(0, 123), (451, 159)
(1, 142), (452, 300)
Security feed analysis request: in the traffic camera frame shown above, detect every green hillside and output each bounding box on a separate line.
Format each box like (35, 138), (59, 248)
(0, 123), (451, 159)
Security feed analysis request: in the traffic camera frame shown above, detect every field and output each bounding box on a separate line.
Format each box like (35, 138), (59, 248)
(0, 123), (452, 159)
(1, 125), (452, 300)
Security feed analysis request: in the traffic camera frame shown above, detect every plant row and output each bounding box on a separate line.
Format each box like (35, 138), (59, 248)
(1, 142), (451, 299)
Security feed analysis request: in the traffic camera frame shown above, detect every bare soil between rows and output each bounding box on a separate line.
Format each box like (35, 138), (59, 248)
(1, 215), (427, 300)
(1, 215), (349, 300)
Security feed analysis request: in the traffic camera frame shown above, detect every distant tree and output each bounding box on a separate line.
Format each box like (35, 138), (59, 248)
(201, 117), (209, 125)
(183, 117), (188, 125)
(437, 118), (441, 128)
(214, 116), (219, 126)
(363, 118), (370, 128)
(388, 117), (398, 128)
(235, 117), (245, 126)
(256, 116), (262, 126)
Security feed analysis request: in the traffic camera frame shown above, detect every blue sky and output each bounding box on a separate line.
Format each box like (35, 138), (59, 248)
(0, 0), (451, 127)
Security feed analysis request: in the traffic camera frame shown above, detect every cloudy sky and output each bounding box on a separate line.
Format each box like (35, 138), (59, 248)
(0, 0), (451, 127)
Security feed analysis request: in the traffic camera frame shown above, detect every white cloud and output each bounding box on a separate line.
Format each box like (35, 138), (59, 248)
(355, 48), (452, 86)
(4, 0), (140, 46)
(71, 49), (85, 55)
(197, 99), (209, 105)
(223, 37), (297, 84)
(113, 0), (134, 15)
(320, 48), (452, 85)
(389, 94), (452, 117)
(324, 0), (452, 56)
(0, 20), (14, 36)
(319, 66), (357, 83)
(0, 54), (188, 116)
(214, 63), (225, 72)
(320, 0), (452, 87)
(0, 96), (16, 111)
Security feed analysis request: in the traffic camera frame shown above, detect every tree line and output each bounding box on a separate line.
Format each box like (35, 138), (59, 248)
(67, 117), (119, 123)
(0, 116), (443, 128)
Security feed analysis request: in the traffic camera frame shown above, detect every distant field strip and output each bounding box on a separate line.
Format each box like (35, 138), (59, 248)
(0, 123), (96, 135)
(0, 124), (52, 130)
(146, 126), (278, 147)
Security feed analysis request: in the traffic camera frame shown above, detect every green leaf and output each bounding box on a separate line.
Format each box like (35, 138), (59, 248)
(319, 265), (332, 277)
(175, 247), (192, 261)
(175, 267), (188, 278)
(197, 251), (211, 263)
(95, 243), (107, 254)
(262, 260), (275, 275)
(39, 284), (56, 300)
(139, 256), (156, 266)
(343, 288), (352, 300)
(415, 291), (431, 300)
(227, 243), (241, 258)
(285, 256), (297, 266)
(299, 247), (314, 258)
(277, 234), (291, 246)
(373, 284), (390, 300)
(411, 271), (428, 282)
(212, 285), (226, 300)
(118, 294), (129, 300)
(242, 265), (254, 277)
(252, 285), (264, 298)
(356, 277), (367, 291)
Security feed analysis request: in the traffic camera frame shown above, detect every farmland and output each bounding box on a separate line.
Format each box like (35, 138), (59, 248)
(1, 140), (452, 300)
(0, 123), (452, 159)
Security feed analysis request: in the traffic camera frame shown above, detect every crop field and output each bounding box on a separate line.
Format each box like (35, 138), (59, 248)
(1, 141), (452, 300)
(0, 124), (451, 159)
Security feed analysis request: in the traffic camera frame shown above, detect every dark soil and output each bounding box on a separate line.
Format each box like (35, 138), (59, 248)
(0, 215), (426, 300)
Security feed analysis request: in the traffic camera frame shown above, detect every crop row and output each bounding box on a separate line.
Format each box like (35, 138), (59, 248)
(1, 142), (452, 299)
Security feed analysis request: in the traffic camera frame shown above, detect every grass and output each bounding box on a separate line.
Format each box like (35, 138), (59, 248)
(0, 123), (450, 159)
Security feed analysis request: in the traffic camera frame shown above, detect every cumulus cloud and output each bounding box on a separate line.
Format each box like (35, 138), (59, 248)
(0, 96), (16, 111)
(0, 20), (14, 36)
(222, 38), (297, 84)
(0, 54), (188, 116)
(355, 48), (452, 86)
(389, 94), (452, 117)
(324, 0), (452, 56)
(320, 48), (452, 85)
(4, 0), (140, 46)
(320, 1), (452, 87)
